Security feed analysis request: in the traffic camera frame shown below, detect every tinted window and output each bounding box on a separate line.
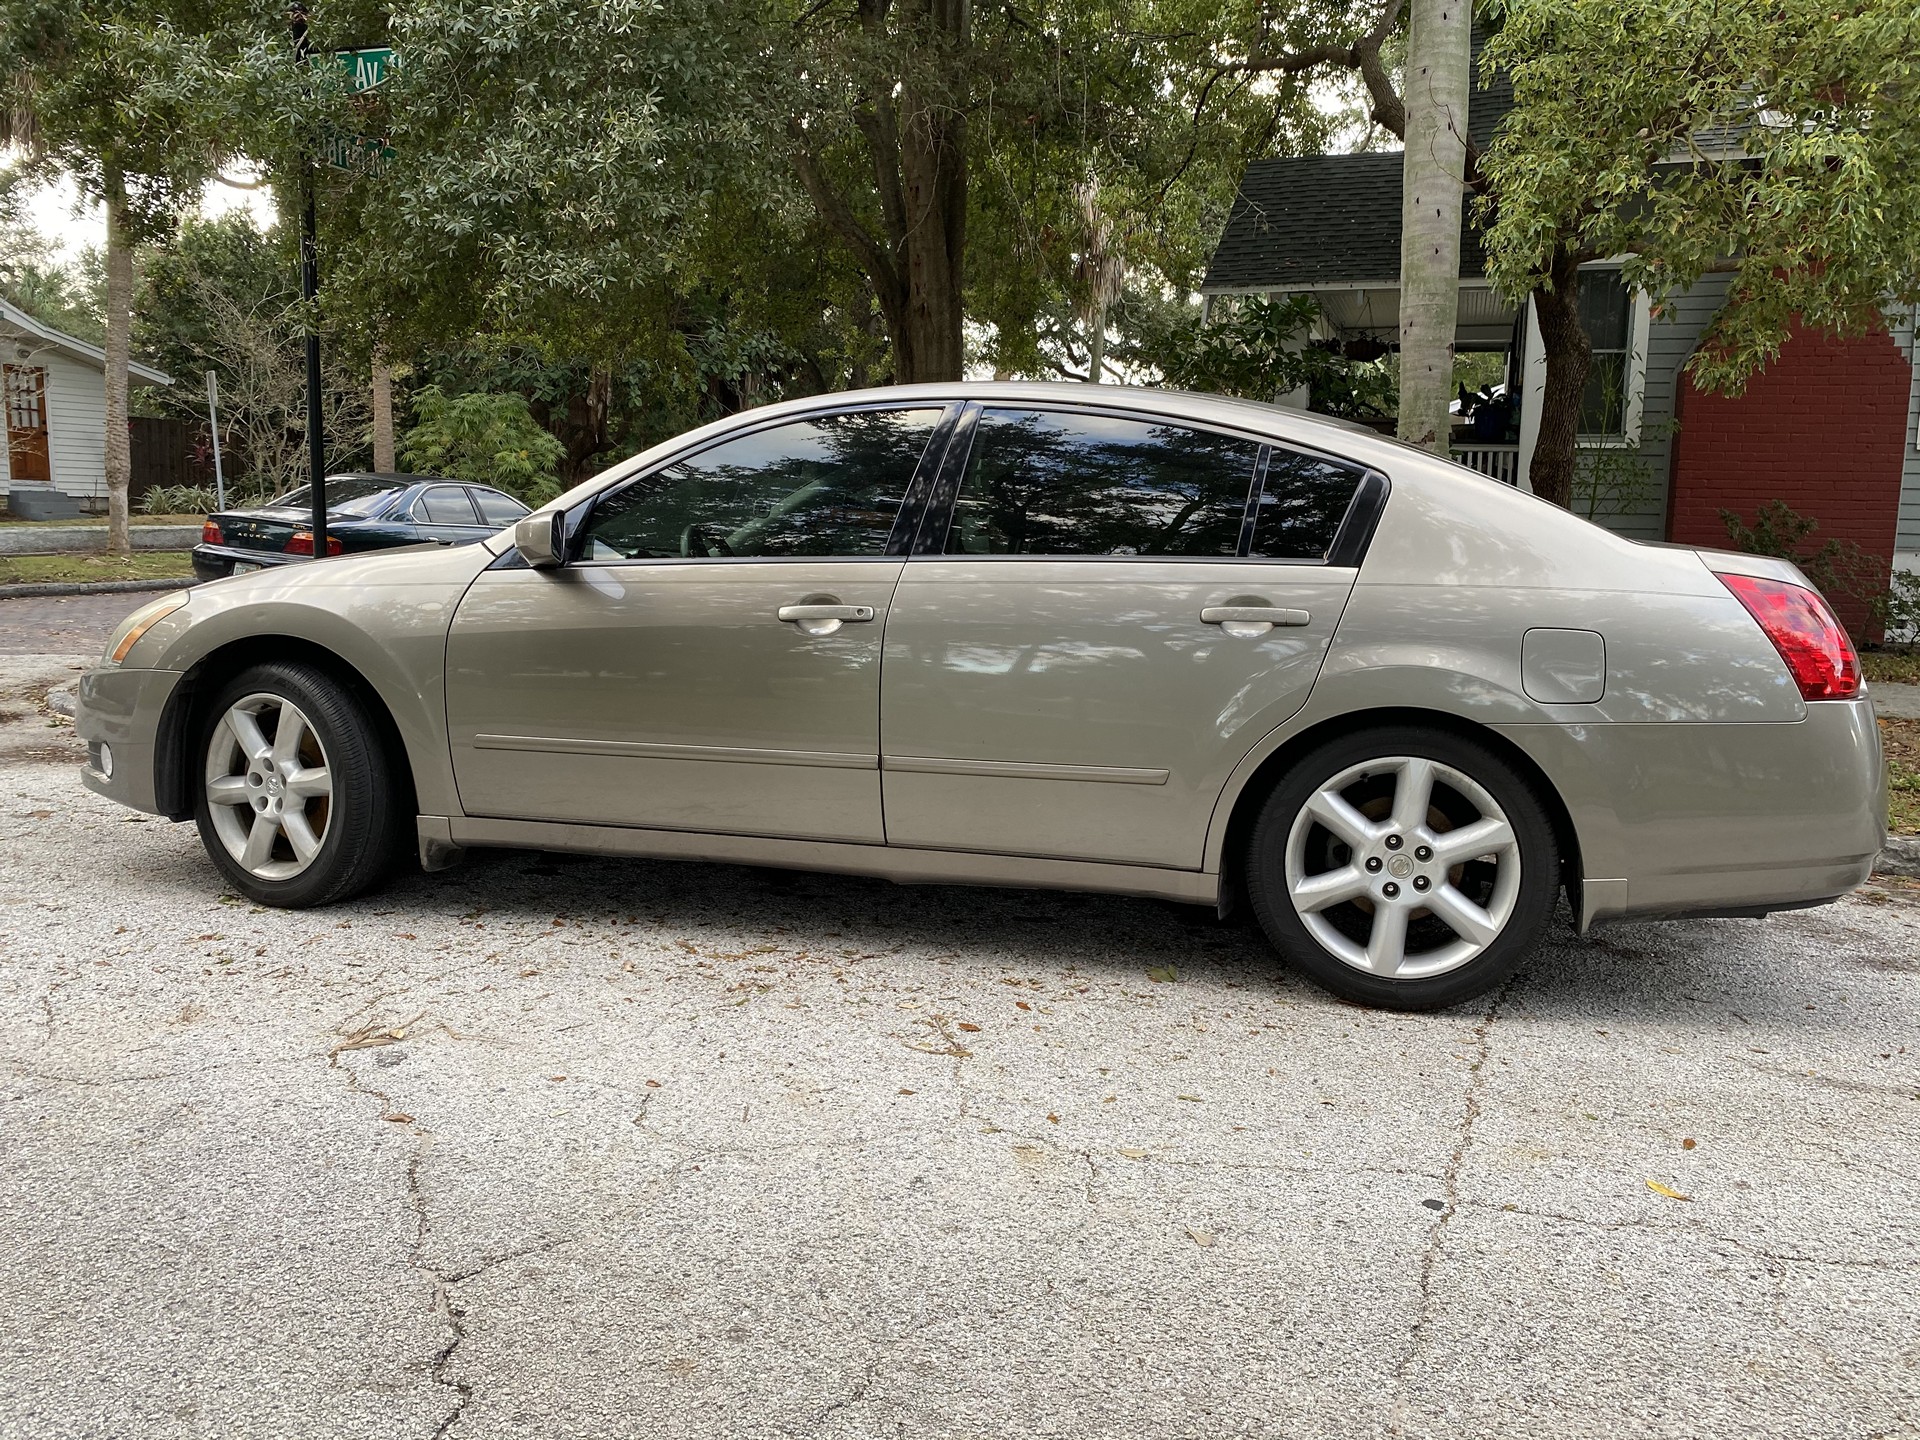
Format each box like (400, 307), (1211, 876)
(419, 486), (481, 525)
(272, 480), (399, 517)
(472, 488), (529, 526)
(582, 408), (941, 560)
(1247, 449), (1365, 560)
(944, 409), (1260, 557)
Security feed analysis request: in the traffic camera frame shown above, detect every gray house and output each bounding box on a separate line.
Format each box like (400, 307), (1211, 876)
(1200, 96), (1920, 613)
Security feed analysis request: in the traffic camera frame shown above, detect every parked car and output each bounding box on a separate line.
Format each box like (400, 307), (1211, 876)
(80, 383), (1883, 1009)
(190, 474), (531, 581)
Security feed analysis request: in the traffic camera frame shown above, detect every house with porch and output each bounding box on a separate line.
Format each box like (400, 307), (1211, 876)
(1199, 94), (1920, 624)
(2, 297), (172, 517)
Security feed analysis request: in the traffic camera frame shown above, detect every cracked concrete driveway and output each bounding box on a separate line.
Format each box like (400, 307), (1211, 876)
(2, 610), (1918, 1439)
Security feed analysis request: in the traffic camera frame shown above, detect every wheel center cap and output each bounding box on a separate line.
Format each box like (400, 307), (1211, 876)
(1387, 854), (1414, 879)
(266, 775), (283, 796)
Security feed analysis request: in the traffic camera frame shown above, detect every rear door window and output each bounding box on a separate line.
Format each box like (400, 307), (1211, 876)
(941, 408), (1261, 557)
(471, 489), (529, 526)
(419, 486), (482, 525)
(1246, 448), (1366, 560)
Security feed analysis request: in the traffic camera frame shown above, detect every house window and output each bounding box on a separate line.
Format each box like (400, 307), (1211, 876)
(1577, 270), (1633, 437)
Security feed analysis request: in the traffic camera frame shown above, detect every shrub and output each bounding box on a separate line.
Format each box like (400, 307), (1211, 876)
(399, 387), (567, 504)
(140, 484), (220, 516)
(1719, 499), (1885, 637)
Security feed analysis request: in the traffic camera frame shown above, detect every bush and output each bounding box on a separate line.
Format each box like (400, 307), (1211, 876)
(1719, 499), (1885, 636)
(1880, 568), (1920, 645)
(399, 387), (567, 504)
(139, 484), (219, 516)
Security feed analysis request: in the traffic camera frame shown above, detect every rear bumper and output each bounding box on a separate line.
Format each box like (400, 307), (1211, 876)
(75, 665), (183, 815)
(1495, 699), (1885, 929)
(192, 544), (300, 580)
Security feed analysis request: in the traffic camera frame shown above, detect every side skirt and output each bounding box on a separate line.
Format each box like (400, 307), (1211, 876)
(423, 814), (1219, 906)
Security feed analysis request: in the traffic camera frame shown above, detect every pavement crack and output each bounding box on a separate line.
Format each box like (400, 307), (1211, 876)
(1389, 973), (1518, 1430)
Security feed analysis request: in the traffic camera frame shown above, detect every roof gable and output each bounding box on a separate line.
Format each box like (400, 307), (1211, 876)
(0, 298), (171, 386)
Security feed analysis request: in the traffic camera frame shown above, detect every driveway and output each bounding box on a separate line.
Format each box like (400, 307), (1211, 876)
(2, 600), (1917, 1439)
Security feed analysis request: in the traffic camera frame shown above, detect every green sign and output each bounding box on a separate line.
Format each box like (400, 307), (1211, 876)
(334, 47), (392, 93)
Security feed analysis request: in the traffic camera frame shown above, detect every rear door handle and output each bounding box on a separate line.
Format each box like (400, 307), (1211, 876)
(1200, 606), (1310, 628)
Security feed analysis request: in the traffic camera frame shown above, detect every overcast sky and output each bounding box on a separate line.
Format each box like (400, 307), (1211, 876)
(22, 170), (277, 260)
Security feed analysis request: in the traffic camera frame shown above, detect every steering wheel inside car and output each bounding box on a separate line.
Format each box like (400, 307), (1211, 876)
(679, 523), (735, 558)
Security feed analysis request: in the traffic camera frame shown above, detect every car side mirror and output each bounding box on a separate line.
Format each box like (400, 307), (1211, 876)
(513, 511), (567, 569)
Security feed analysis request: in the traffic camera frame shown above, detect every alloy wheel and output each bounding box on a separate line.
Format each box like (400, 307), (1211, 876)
(203, 693), (334, 881)
(1284, 755), (1520, 980)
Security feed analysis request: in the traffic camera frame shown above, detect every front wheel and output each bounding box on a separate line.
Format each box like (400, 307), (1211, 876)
(1245, 727), (1561, 1010)
(193, 662), (403, 907)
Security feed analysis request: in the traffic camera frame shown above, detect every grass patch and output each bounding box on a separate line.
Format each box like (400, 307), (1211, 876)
(1863, 649), (1920, 686)
(1883, 716), (1920, 836)
(0, 551), (195, 585)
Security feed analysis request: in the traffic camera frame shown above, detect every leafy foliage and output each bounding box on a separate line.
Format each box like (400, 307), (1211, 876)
(1719, 499), (1886, 637)
(1154, 296), (1397, 419)
(1480, 0), (1920, 395)
(399, 387), (567, 503)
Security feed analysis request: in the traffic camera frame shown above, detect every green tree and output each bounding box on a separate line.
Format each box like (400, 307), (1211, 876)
(1480, 0), (1920, 507)
(399, 387), (567, 503)
(0, 0), (250, 550)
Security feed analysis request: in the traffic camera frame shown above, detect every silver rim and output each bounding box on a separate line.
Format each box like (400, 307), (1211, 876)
(1284, 756), (1520, 980)
(204, 693), (333, 881)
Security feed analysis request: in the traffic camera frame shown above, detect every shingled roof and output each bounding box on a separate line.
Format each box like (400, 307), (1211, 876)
(1201, 55), (1514, 295)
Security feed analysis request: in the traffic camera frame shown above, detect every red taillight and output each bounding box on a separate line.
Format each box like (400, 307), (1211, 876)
(201, 520), (223, 545)
(1717, 572), (1860, 700)
(285, 530), (343, 557)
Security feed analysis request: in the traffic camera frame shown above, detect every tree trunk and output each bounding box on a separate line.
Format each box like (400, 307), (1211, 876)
(101, 167), (135, 555)
(1528, 247), (1591, 510)
(789, 0), (969, 385)
(370, 352), (396, 471)
(1395, 0), (1470, 455)
(1085, 305), (1107, 383)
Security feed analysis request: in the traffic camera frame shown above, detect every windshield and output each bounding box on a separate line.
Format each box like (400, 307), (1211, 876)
(267, 480), (401, 517)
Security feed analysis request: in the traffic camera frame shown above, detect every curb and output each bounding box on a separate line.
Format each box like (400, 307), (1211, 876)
(1875, 835), (1920, 880)
(0, 578), (196, 601)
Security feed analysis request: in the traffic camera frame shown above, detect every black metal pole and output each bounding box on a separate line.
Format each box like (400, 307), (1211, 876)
(301, 174), (325, 557)
(293, 5), (326, 558)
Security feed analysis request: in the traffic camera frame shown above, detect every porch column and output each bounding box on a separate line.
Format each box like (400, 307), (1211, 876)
(1515, 296), (1545, 494)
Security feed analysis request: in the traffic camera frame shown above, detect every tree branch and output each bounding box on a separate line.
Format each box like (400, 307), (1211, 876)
(786, 124), (905, 304)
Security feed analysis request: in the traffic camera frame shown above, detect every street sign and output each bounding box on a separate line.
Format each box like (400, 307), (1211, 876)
(334, 47), (392, 93)
(326, 47), (395, 173)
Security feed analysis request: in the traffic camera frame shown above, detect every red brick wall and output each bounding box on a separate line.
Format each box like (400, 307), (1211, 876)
(1668, 321), (1910, 634)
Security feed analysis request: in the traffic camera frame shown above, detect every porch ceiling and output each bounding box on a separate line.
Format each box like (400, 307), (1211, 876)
(1313, 286), (1520, 348)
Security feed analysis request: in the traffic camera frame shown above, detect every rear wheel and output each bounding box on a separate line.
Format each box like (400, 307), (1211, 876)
(1245, 727), (1560, 1010)
(193, 662), (403, 907)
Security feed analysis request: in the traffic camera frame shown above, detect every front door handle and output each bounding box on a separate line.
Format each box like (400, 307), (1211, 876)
(777, 602), (875, 636)
(1200, 605), (1310, 632)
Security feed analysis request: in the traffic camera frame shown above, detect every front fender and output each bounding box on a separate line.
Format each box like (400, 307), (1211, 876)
(138, 547), (492, 818)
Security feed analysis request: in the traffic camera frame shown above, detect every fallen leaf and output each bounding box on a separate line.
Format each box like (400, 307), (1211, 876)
(26, 810), (53, 820)
(1186, 1227), (1216, 1248)
(645, 1079), (662, 1088)
(388, 1028), (405, 1041)
(1176, 1094), (1203, 1103)
(957, 1022), (981, 1033)
(385, 1113), (414, 1124)
(1147, 966), (1178, 983)
(1646, 1179), (1692, 1202)
(548, 1075), (567, 1082)
(1682, 1137), (1697, 1150)
(897, 1087), (916, 1095)
(1118, 1147), (1150, 1159)
(1046, 1113), (1059, 1124)
(1015, 1000), (1032, 1011)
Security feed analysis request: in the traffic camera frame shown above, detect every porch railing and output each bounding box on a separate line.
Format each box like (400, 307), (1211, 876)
(1450, 443), (1521, 486)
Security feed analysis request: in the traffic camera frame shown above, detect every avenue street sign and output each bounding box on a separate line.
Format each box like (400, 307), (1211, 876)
(335, 47), (393, 92)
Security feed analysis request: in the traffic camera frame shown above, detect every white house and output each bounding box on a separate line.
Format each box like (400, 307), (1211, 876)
(2, 297), (171, 511)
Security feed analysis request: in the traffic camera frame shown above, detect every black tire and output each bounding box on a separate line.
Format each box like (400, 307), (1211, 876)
(192, 661), (405, 907)
(1245, 726), (1560, 1011)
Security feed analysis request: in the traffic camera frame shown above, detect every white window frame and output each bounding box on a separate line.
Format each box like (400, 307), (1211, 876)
(1574, 262), (1650, 449)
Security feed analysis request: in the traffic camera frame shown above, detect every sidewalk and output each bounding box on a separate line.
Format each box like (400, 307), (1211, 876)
(0, 523), (200, 556)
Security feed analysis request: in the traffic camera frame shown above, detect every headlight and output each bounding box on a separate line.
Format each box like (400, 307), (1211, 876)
(102, 592), (190, 666)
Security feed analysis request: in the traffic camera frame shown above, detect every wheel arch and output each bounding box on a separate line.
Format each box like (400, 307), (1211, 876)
(1207, 705), (1585, 918)
(154, 636), (420, 824)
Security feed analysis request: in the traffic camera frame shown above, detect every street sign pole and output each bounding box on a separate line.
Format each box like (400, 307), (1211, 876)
(205, 370), (226, 512)
(292, 6), (327, 559)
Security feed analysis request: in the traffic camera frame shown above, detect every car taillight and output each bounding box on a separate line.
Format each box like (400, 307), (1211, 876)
(1717, 572), (1860, 700)
(285, 531), (343, 557)
(201, 520), (223, 545)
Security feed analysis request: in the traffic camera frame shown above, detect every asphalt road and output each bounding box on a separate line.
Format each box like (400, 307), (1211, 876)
(2, 605), (1918, 1439)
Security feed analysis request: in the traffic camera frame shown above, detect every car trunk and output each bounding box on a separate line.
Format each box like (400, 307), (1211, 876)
(208, 507), (313, 556)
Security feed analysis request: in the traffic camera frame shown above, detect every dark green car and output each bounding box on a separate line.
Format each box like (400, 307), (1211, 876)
(191, 474), (530, 581)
